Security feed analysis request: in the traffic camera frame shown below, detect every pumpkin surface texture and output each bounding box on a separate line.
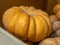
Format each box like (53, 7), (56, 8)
(39, 37), (60, 45)
(2, 6), (52, 42)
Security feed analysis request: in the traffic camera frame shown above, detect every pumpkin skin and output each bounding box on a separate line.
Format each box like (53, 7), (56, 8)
(2, 6), (52, 42)
(39, 37), (60, 45)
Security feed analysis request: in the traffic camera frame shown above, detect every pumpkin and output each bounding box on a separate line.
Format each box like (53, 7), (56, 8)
(39, 37), (60, 45)
(50, 15), (60, 37)
(53, 4), (60, 19)
(2, 6), (52, 42)
(53, 21), (60, 31)
(49, 15), (58, 23)
(56, 29), (60, 37)
(53, 4), (60, 13)
(49, 15), (60, 37)
(56, 11), (60, 19)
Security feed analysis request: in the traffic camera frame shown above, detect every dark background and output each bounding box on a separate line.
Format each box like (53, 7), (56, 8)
(0, 0), (47, 27)
(0, 0), (57, 27)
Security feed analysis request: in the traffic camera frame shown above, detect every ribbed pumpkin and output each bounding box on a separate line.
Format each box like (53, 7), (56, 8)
(39, 37), (60, 45)
(2, 6), (52, 42)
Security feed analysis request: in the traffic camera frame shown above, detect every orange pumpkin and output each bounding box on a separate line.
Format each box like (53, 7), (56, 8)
(56, 11), (60, 19)
(53, 4), (60, 19)
(53, 4), (60, 13)
(2, 6), (52, 42)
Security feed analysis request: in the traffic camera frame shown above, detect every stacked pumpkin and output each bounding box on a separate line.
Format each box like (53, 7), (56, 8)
(50, 4), (60, 37)
(2, 6), (52, 42)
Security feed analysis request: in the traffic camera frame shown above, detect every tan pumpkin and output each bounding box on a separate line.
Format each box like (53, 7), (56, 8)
(2, 6), (52, 42)
(50, 15), (60, 30)
(49, 15), (58, 23)
(53, 21), (60, 31)
(56, 29), (60, 37)
(39, 37), (60, 45)
(49, 15), (60, 37)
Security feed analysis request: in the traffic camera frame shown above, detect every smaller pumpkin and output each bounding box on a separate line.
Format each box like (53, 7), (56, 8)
(54, 37), (60, 45)
(53, 21), (60, 31)
(56, 11), (60, 19)
(53, 4), (60, 19)
(49, 15), (58, 23)
(49, 14), (60, 37)
(39, 37), (60, 45)
(56, 29), (60, 37)
(53, 4), (60, 13)
(49, 15), (60, 31)
(50, 20), (60, 37)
